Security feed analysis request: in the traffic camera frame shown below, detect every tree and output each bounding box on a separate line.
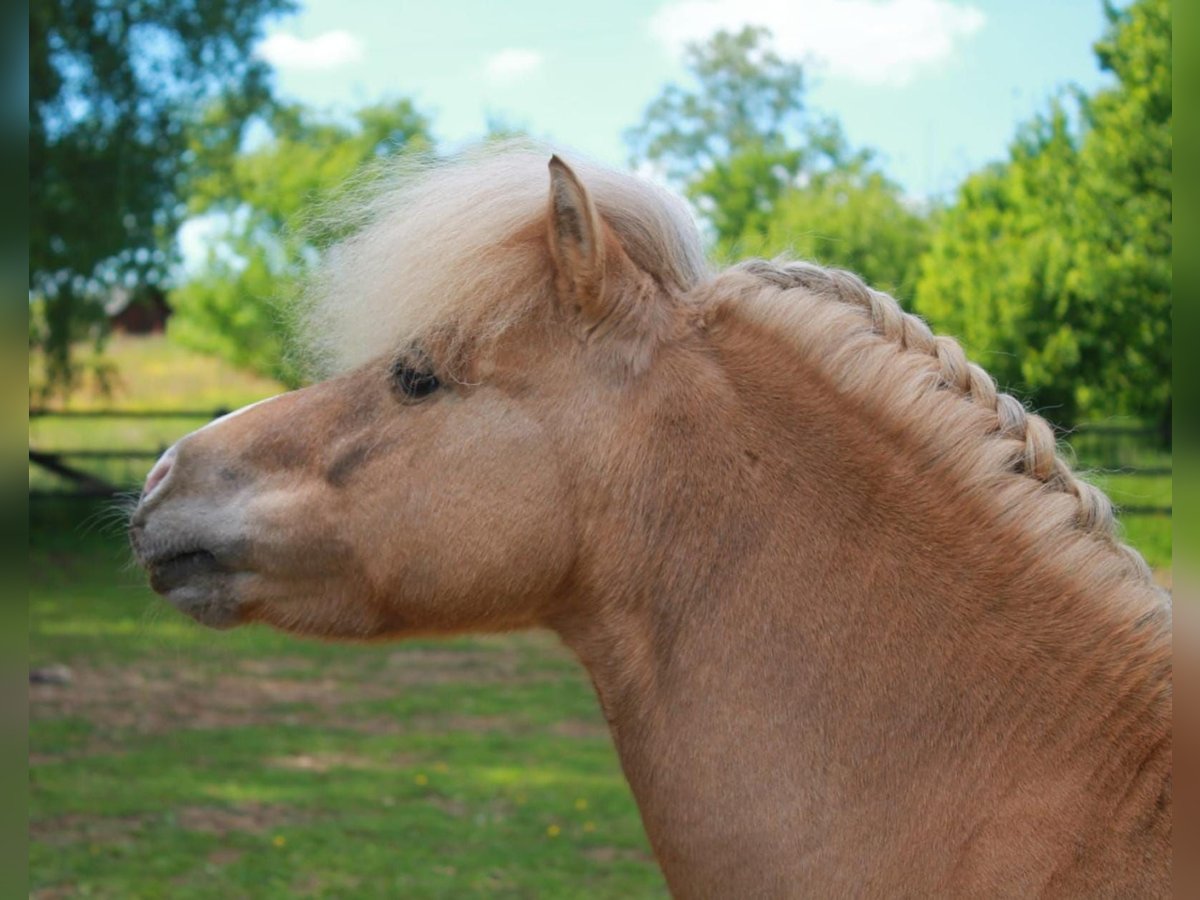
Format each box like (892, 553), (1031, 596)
(169, 100), (433, 384)
(626, 27), (864, 243)
(628, 26), (927, 300)
(29, 0), (294, 398)
(1070, 0), (1171, 429)
(916, 0), (1170, 429)
(724, 165), (930, 302)
(916, 109), (1084, 414)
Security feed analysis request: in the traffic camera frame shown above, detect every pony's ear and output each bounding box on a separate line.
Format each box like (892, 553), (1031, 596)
(546, 156), (611, 325)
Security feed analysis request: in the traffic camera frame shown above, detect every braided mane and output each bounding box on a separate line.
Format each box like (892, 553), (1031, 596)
(712, 258), (1156, 587)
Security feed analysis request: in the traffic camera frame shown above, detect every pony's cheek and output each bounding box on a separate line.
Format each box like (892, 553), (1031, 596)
(331, 414), (576, 626)
(367, 460), (574, 625)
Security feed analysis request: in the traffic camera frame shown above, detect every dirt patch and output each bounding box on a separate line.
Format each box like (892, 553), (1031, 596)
(31, 803), (303, 846)
(426, 795), (470, 818)
(410, 714), (518, 733)
(582, 846), (656, 864)
(383, 647), (525, 684)
(29, 642), (565, 741)
(176, 803), (300, 835)
(342, 709), (606, 737)
(30, 812), (147, 847)
(551, 719), (608, 739)
(267, 752), (381, 773)
(30, 734), (129, 767)
(206, 847), (244, 866)
(235, 657), (316, 677)
(29, 666), (364, 734)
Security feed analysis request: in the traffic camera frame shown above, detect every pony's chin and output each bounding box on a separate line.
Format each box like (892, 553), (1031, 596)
(137, 541), (247, 629)
(160, 582), (244, 629)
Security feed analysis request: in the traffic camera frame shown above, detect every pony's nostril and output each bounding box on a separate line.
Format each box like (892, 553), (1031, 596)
(143, 449), (176, 498)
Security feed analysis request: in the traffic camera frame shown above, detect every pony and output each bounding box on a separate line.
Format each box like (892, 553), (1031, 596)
(130, 147), (1171, 897)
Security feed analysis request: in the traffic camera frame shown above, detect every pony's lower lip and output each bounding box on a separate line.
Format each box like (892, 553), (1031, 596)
(171, 599), (241, 630)
(142, 548), (244, 629)
(148, 549), (221, 593)
(161, 582), (243, 630)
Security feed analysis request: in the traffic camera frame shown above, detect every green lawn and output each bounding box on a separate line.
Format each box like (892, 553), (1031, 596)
(29, 501), (667, 899)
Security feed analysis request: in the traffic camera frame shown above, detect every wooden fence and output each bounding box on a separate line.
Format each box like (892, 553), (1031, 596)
(29, 408), (234, 499)
(28, 409), (1172, 515)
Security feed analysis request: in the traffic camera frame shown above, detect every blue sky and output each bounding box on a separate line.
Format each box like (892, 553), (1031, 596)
(255, 0), (1112, 201)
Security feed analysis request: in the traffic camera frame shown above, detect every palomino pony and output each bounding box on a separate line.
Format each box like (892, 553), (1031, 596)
(130, 149), (1171, 896)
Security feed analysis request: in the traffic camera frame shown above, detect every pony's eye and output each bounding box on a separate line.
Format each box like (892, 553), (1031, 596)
(391, 364), (441, 400)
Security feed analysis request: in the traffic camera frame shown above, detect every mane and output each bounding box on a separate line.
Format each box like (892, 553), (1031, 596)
(303, 141), (707, 375)
(705, 259), (1162, 596)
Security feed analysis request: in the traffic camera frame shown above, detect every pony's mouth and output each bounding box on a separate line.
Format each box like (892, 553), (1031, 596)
(147, 548), (221, 593)
(132, 535), (244, 629)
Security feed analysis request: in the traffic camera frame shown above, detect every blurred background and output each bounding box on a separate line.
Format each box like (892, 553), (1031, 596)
(28, 0), (1171, 896)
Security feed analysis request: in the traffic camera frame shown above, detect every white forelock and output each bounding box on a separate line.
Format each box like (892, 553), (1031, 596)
(302, 141), (708, 375)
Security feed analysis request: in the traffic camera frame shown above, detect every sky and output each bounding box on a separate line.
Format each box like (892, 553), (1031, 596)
(250, 0), (1114, 202)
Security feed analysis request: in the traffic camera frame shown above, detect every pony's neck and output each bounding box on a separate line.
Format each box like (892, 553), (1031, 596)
(552, 317), (1170, 894)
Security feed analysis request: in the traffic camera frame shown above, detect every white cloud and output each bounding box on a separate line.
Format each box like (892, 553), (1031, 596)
(258, 30), (364, 71)
(650, 0), (985, 87)
(484, 48), (544, 84)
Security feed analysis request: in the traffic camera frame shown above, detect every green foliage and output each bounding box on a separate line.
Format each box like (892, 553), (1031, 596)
(916, 109), (1086, 409)
(169, 101), (433, 384)
(916, 0), (1171, 428)
(627, 27), (923, 299)
(627, 27), (864, 243)
(29, 0), (295, 398)
(723, 166), (931, 302)
(1072, 0), (1171, 425)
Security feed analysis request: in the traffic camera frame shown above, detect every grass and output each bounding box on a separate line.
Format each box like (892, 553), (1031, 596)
(29, 500), (667, 899)
(31, 333), (287, 412)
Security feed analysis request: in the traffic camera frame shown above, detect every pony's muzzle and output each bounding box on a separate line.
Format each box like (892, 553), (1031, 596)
(129, 443), (249, 629)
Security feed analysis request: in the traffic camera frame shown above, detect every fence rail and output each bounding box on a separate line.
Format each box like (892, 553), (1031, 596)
(30, 407), (233, 419)
(29, 408), (1172, 516)
(29, 406), (231, 498)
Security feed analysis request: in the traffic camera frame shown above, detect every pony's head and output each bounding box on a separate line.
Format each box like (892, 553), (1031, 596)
(130, 146), (1153, 642)
(129, 150), (710, 636)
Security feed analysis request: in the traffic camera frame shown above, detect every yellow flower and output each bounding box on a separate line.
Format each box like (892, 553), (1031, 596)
(574, 798), (588, 811)
(433, 761), (449, 773)
(546, 824), (561, 838)
(272, 835), (286, 848)
(414, 773), (429, 786)
(583, 821), (596, 833)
